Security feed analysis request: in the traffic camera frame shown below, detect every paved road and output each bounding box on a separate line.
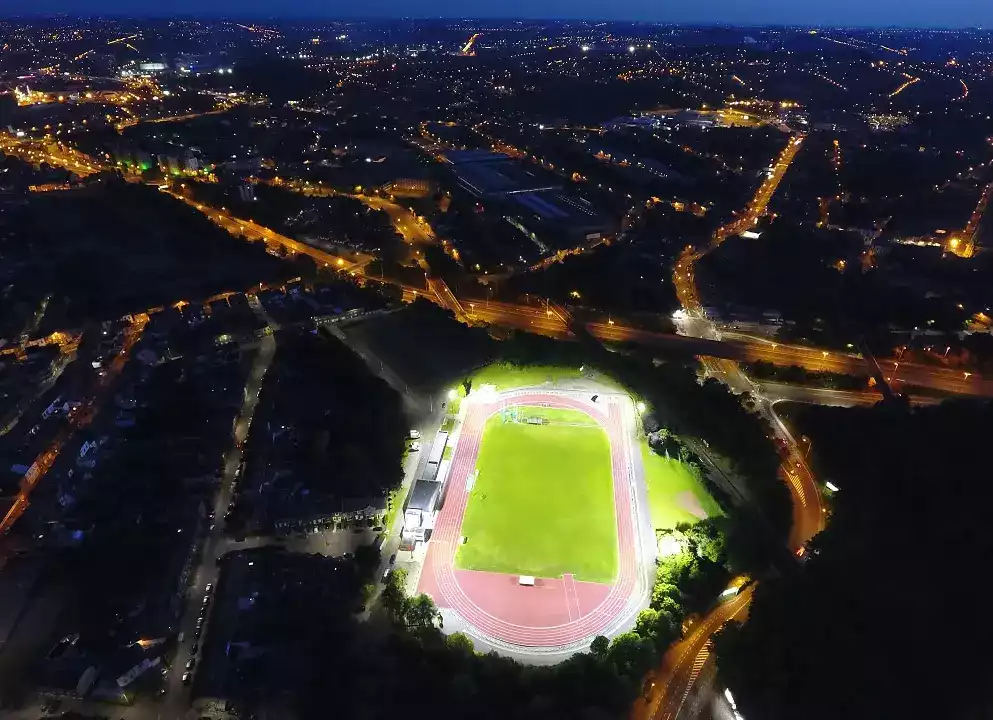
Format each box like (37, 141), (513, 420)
(6, 131), (991, 400)
(638, 134), (816, 720)
(756, 381), (943, 407)
(633, 588), (753, 720)
(160, 328), (277, 718)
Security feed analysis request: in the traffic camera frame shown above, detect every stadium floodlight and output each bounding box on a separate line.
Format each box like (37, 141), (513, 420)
(447, 388), (458, 400)
(825, 481), (840, 492)
(636, 401), (647, 414)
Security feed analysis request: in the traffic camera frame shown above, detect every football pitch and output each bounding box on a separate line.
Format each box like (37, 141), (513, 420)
(454, 407), (618, 584)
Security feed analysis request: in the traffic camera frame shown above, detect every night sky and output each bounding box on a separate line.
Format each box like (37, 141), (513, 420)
(2, 0), (992, 28)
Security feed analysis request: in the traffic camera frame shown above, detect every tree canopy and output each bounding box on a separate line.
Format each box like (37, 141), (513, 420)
(715, 399), (993, 720)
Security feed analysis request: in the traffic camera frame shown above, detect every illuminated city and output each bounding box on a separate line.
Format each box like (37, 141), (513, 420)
(1, 13), (993, 720)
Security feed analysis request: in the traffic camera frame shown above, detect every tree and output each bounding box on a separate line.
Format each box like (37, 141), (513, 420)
(589, 635), (609, 659)
(653, 595), (682, 620)
(360, 583), (376, 607)
(404, 593), (442, 632)
(607, 632), (657, 679)
(633, 608), (665, 641)
(684, 521), (726, 564)
(141, 166), (164, 183)
(380, 567), (408, 616)
(651, 582), (681, 610)
(424, 244), (461, 283)
(446, 631), (476, 656)
(714, 400), (993, 720)
(353, 543), (381, 576)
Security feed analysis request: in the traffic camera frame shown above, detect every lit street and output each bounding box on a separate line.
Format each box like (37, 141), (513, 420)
(2, 19), (993, 719)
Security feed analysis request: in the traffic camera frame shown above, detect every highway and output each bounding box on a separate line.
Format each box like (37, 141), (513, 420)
(360, 195), (435, 245)
(114, 108), (230, 132)
(427, 276), (469, 322)
(767, 405), (825, 553)
(742, 342), (993, 397)
(634, 587), (753, 720)
(755, 381), (941, 408)
(165, 190), (378, 275)
(6, 131), (991, 401)
(0, 133), (101, 178)
(465, 299), (993, 398)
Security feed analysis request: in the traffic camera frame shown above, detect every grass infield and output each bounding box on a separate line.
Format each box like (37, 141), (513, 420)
(455, 407), (618, 583)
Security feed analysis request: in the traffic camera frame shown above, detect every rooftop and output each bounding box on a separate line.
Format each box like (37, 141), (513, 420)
(454, 158), (561, 198)
(407, 479), (442, 512)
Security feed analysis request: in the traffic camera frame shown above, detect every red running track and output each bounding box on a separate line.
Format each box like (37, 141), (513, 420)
(417, 392), (640, 648)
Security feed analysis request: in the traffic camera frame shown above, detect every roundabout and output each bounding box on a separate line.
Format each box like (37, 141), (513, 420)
(416, 387), (656, 657)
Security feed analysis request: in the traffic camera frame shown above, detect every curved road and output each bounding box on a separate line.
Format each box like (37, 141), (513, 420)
(637, 133), (822, 720)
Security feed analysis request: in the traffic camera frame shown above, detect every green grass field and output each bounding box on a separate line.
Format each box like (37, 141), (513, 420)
(640, 440), (722, 529)
(515, 406), (600, 426)
(455, 408), (618, 583)
(471, 363), (585, 391)
(470, 362), (624, 393)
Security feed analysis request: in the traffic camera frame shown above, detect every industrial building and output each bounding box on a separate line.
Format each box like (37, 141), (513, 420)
(444, 151), (614, 251)
(444, 150), (561, 198)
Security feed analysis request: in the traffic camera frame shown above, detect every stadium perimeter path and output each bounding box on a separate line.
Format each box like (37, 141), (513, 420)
(418, 390), (655, 661)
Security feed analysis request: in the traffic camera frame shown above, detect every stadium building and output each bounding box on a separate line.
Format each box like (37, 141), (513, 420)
(400, 430), (449, 550)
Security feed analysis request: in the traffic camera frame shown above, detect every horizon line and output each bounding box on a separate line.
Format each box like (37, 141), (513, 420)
(0, 14), (987, 31)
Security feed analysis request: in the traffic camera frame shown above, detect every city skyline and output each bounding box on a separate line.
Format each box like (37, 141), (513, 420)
(1, 0), (992, 28)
